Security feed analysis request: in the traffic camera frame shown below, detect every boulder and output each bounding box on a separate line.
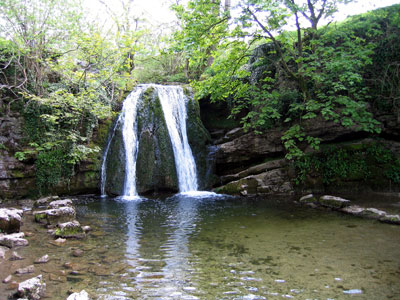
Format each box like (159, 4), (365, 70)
(216, 131), (285, 175)
(361, 208), (387, 219)
(66, 290), (91, 300)
(33, 207), (76, 225)
(34, 196), (60, 208)
(17, 275), (46, 300)
(0, 208), (23, 233)
(319, 195), (351, 209)
(0, 232), (28, 248)
(55, 221), (84, 239)
(215, 166), (293, 196)
(341, 205), (366, 216)
(48, 199), (73, 209)
(299, 194), (318, 204)
(220, 159), (287, 184)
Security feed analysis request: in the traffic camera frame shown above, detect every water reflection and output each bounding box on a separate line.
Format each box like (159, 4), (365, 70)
(160, 194), (201, 298)
(101, 195), (203, 298)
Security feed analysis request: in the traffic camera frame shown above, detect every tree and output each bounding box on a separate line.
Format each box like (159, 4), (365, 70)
(177, 0), (381, 159)
(171, 0), (231, 81)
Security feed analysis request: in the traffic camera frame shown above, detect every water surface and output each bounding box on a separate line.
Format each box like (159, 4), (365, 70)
(3, 194), (400, 299)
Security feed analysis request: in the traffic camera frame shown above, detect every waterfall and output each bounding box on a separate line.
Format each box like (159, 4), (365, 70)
(120, 87), (143, 198)
(157, 86), (198, 192)
(101, 84), (199, 197)
(100, 118), (120, 197)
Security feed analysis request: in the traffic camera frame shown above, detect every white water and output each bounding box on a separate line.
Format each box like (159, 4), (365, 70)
(100, 116), (121, 197)
(120, 87), (144, 199)
(157, 85), (198, 192)
(101, 84), (199, 197)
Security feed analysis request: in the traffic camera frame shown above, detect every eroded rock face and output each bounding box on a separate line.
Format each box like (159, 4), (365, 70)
(214, 159), (293, 196)
(0, 208), (23, 233)
(104, 86), (212, 195)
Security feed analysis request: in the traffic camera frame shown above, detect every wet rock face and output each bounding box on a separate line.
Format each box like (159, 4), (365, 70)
(104, 86), (211, 195)
(135, 90), (178, 193)
(0, 112), (106, 199)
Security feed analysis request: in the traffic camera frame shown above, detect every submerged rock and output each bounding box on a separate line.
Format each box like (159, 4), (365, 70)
(0, 232), (28, 248)
(0, 208), (23, 233)
(33, 207), (76, 225)
(34, 254), (50, 264)
(15, 265), (35, 275)
(10, 251), (23, 261)
(0, 245), (8, 259)
(49, 238), (66, 246)
(17, 275), (46, 300)
(72, 249), (84, 257)
(66, 290), (91, 300)
(2, 274), (12, 283)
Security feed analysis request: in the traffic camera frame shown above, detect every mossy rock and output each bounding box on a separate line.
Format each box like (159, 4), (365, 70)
(55, 221), (85, 239)
(299, 194), (317, 204)
(215, 177), (260, 195)
(34, 213), (47, 223)
(104, 86), (214, 195)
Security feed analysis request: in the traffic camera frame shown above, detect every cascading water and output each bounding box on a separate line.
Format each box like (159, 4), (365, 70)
(100, 119), (119, 197)
(157, 86), (198, 192)
(101, 84), (200, 198)
(120, 87), (143, 199)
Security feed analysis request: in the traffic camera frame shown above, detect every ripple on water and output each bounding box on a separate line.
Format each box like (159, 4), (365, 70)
(3, 194), (399, 300)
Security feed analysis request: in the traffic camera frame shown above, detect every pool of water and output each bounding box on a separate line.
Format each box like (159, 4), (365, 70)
(3, 194), (400, 299)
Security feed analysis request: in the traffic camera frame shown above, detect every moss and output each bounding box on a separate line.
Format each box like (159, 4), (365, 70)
(55, 225), (83, 237)
(136, 88), (178, 192)
(215, 181), (241, 195)
(10, 170), (26, 178)
(34, 213), (47, 222)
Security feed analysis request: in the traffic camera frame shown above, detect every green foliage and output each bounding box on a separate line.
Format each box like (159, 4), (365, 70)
(172, 0), (397, 160)
(0, 0), (153, 193)
(294, 143), (400, 186)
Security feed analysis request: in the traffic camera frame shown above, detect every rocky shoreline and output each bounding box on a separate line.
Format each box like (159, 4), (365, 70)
(298, 194), (400, 225)
(0, 196), (91, 300)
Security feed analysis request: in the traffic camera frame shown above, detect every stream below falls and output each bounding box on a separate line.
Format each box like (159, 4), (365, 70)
(2, 194), (400, 299)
